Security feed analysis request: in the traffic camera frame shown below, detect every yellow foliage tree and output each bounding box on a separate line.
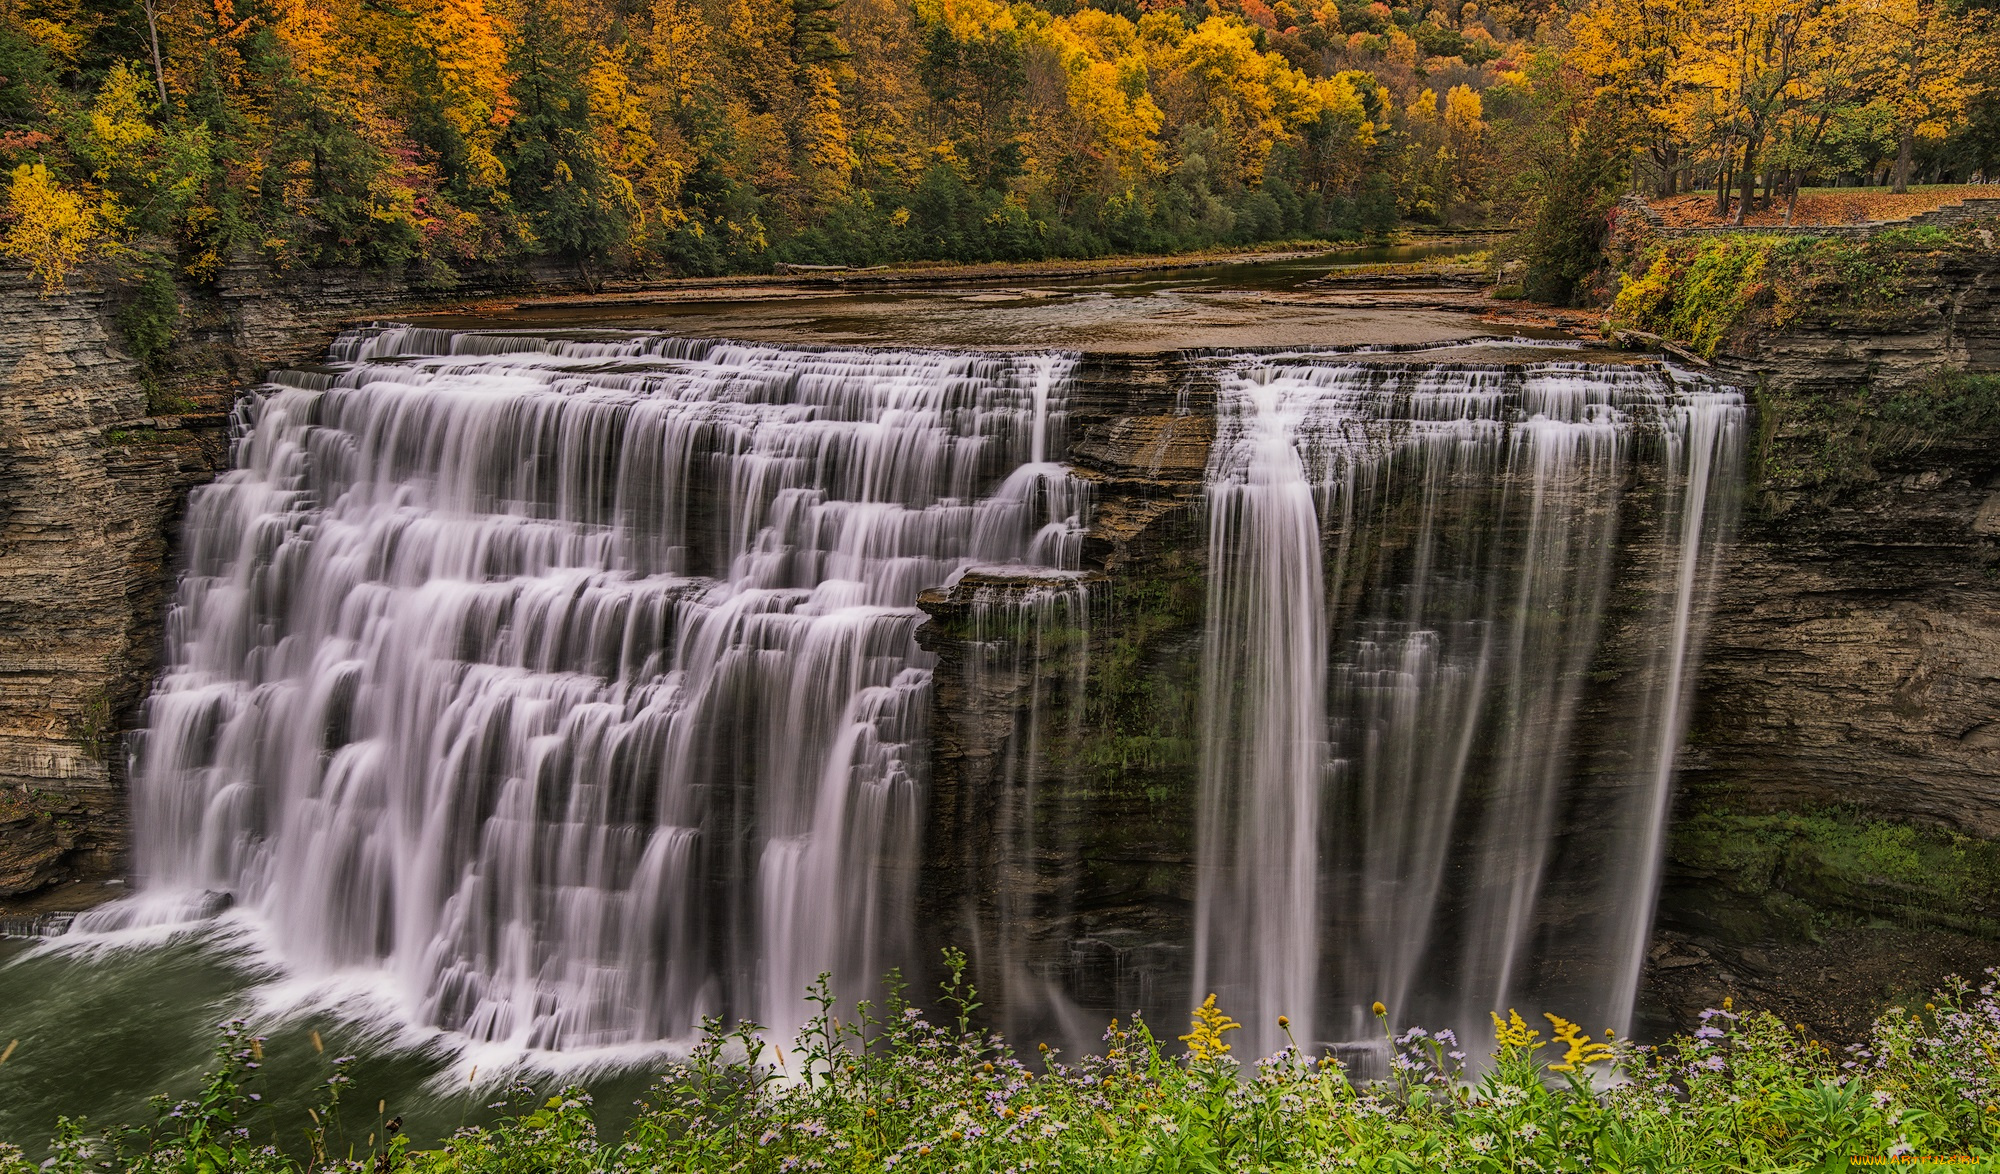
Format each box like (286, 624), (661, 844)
(1862, 0), (1989, 192)
(409, 0), (515, 190)
(3, 163), (110, 292)
(1148, 15), (1366, 185)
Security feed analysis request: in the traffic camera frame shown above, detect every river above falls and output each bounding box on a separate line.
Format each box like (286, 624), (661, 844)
(397, 239), (1563, 353)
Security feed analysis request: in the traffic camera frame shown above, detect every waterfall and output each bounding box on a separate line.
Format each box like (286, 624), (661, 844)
(95, 327), (1087, 1054)
(1194, 356), (1743, 1058)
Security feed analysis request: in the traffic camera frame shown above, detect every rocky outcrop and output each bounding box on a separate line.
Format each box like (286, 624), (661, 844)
(0, 273), (230, 896)
(8, 238), (1998, 1047)
(915, 353), (1213, 1043)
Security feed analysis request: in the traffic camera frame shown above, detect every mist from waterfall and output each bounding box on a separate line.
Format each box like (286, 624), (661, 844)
(95, 326), (1087, 1056)
(1193, 356), (1743, 1060)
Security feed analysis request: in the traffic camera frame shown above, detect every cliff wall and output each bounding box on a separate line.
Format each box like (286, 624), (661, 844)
(1641, 246), (2000, 1040)
(916, 354), (1214, 1041)
(5, 244), (1997, 1045)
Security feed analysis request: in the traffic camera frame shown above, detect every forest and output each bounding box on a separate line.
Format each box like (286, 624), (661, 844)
(0, 0), (1994, 295)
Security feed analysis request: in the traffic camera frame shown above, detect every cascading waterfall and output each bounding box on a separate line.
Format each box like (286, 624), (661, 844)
(94, 326), (1087, 1055)
(1194, 355), (1743, 1059)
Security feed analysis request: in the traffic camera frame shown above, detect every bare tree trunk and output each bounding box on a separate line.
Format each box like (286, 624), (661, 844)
(143, 0), (169, 108)
(1892, 126), (1915, 194)
(1715, 154), (1733, 219)
(1734, 144), (1756, 225)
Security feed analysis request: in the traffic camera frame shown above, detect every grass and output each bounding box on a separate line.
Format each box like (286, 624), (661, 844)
(7, 951), (1999, 1173)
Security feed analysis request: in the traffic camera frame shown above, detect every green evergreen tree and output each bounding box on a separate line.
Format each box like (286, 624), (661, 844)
(502, 0), (634, 276)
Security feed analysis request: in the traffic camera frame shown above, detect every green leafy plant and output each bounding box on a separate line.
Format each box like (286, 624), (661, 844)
(7, 963), (2000, 1173)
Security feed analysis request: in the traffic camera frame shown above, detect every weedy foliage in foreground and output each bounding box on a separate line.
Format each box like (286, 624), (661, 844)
(5, 952), (1998, 1173)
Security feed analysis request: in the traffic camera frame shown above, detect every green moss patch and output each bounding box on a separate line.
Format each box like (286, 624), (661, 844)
(1671, 807), (2000, 939)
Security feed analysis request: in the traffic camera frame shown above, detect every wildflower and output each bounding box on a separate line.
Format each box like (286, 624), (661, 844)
(1469, 1134), (1496, 1153)
(1181, 994), (1242, 1061)
(1490, 1009), (1541, 1051)
(1278, 1015), (1290, 1029)
(1372, 1001), (1387, 1017)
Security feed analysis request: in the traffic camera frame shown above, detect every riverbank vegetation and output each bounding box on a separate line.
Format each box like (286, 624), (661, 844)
(2, 0), (1996, 294)
(4, 954), (1997, 1172)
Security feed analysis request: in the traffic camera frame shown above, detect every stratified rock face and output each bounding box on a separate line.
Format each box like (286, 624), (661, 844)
(1686, 449), (2000, 834)
(5, 243), (1996, 1049)
(0, 273), (227, 895)
(1715, 251), (2000, 397)
(1643, 249), (2000, 1039)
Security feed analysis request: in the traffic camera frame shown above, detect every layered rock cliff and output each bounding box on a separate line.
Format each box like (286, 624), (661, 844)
(0, 273), (226, 898)
(1640, 246), (2000, 1041)
(5, 244), (1996, 1047)
(916, 354), (1214, 1041)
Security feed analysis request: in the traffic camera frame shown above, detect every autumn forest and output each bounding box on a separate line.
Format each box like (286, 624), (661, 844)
(0, 0), (1994, 297)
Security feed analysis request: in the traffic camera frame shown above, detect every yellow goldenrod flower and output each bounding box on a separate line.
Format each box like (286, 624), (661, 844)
(1490, 1009), (1541, 1051)
(1180, 994), (1242, 1061)
(1543, 1013), (1615, 1072)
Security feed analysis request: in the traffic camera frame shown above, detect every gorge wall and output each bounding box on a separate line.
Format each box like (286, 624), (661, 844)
(1642, 248), (2000, 1040)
